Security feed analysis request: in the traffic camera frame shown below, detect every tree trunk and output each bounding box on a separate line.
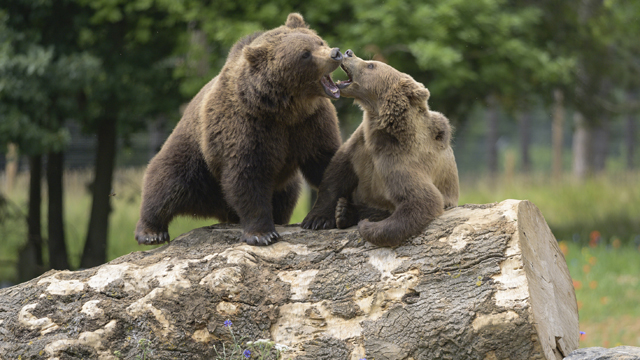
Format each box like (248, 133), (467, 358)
(19, 155), (44, 282)
(486, 96), (499, 177)
(572, 112), (592, 180)
(552, 90), (564, 179)
(147, 116), (167, 160)
(518, 111), (531, 173)
(0, 200), (579, 360)
(80, 119), (117, 268)
(592, 121), (609, 173)
(46, 151), (69, 270)
(626, 112), (636, 170)
(4, 143), (18, 193)
(27, 155), (44, 265)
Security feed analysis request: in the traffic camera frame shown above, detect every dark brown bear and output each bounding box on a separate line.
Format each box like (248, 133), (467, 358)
(135, 13), (343, 246)
(301, 50), (459, 247)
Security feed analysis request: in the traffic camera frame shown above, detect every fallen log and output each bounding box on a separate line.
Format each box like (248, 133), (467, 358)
(0, 200), (578, 360)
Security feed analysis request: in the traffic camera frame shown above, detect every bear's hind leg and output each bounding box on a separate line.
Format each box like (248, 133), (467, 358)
(358, 181), (443, 247)
(136, 148), (224, 245)
(335, 198), (390, 229)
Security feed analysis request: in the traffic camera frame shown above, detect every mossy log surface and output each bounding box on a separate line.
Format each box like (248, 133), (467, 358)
(0, 200), (579, 360)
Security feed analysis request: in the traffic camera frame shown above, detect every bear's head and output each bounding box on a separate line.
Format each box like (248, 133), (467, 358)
(241, 13), (343, 106)
(337, 49), (430, 113)
(339, 50), (452, 146)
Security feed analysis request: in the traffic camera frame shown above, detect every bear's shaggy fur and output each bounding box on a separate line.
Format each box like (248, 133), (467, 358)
(301, 50), (459, 247)
(135, 14), (343, 246)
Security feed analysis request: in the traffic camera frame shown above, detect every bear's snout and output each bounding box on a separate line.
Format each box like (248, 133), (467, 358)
(344, 49), (354, 58)
(331, 48), (343, 61)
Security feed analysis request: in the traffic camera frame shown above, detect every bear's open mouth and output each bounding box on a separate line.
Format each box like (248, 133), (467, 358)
(336, 64), (353, 89)
(321, 74), (340, 99)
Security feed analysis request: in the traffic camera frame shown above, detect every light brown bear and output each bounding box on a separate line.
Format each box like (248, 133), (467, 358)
(301, 50), (459, 247)
(135, 14), (344, 246)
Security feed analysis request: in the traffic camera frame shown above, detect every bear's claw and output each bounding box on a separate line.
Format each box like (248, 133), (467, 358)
(135, 230), (170, 245)
(243, 231), (280, 246)
(301, 211), (336, 230)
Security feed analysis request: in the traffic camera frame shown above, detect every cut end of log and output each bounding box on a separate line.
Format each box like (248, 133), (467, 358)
(0, 200), (579, 360)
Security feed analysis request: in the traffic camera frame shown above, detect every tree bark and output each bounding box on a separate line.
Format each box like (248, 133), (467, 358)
(486, 96), (499, 177)
(0, 200), (579, 360)
(81, 118), (117, 268)
(46, 151), (69, 270)
(27, 155), (43, 264)
(552, 90), (564, 179)
(19, 155), (45, 282)
(518, 110), (531, 173)
(572, 112), (592, 180)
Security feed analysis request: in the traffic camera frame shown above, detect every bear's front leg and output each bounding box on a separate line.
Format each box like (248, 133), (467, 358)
(301, 149), (359, 230)
(221, 155), (282, 246)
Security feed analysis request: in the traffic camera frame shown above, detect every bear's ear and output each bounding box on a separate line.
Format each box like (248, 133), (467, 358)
(379, 78), (430, 130)
(285, 13), (308, 29)
(400, 78), (430, 106)
(244, 45), (269, 67)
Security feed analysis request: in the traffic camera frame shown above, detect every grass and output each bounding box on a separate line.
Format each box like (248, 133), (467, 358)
(562, 241), (640, 347)
(459, 172), (640, 246)
(1, 169), (640, 348)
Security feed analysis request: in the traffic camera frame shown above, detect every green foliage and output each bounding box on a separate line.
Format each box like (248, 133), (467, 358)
(0, 7), (99, 154)
(214, 321), (290, 360)
(329, 0), (575, 115)
(71, 0), (187, 134)
(135, 338), (151, 360)
(167, 0), (581, 123)
(536, 0), (640, 118)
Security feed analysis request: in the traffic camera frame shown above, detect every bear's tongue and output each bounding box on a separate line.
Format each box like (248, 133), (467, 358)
(321, 74), (340, 99)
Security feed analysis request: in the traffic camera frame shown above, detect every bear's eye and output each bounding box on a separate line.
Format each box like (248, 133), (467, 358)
(367, 63), (375, 69)
(301, 51), (311, 59)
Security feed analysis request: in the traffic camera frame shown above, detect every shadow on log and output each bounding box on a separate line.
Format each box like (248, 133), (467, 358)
(0, 200), (579, 360)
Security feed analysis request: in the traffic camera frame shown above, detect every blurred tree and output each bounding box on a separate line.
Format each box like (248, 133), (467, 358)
(74, 0), (186, 268)
(517, 110), (532, 173)
(552, 90), (565, 179)
(534, 0), (640, 178)
(336, 0), (572, 118)
(626, 102), (637, 170)
(485, 95), (500, 177)
(0, 3), (100, 273)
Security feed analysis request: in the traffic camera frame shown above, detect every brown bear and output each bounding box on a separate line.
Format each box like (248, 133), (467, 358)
(135, 13), (343, 246)
(301, 49), (459, 247)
